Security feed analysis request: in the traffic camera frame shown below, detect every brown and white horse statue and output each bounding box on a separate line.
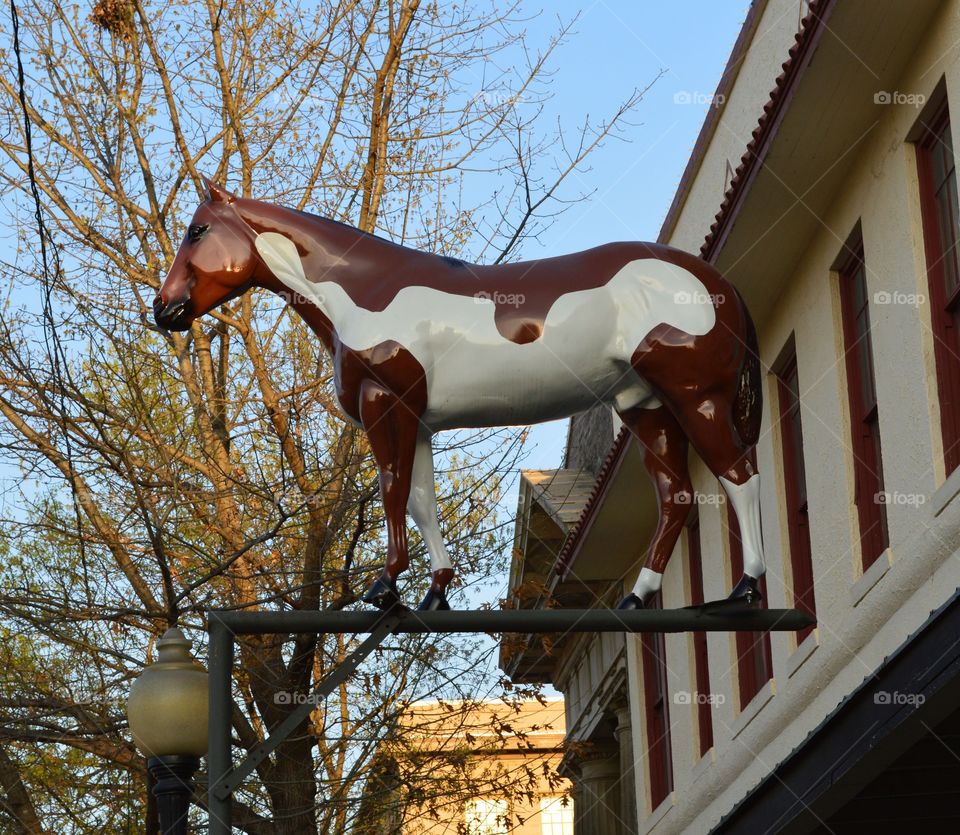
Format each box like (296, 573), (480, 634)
(155, 180), (765, 611)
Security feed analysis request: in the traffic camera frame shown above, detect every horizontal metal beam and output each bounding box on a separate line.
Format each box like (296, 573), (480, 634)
(209, 606), (814, 635)
(205, 603), (814, 831)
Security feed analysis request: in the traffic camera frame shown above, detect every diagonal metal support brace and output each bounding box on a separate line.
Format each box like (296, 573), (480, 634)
(210, 606), (403, 804)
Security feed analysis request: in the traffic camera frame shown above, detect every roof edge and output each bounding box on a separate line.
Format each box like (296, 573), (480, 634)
(700, 0), (836, 260)
(657, 0), (772, 244)
(553, 426), (632, 579)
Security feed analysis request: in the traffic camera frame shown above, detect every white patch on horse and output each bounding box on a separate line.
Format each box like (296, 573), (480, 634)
(256, 232), (715, 431)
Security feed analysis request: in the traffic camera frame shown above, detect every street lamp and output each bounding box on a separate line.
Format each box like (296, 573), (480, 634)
(128, 627), (209, 835)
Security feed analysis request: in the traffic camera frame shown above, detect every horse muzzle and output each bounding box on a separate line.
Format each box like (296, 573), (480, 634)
(153, 295), (195, 331)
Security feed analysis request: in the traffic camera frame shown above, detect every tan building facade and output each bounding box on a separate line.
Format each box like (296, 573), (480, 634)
(362, 699), (573, 834)
(503, 1), (960, 832)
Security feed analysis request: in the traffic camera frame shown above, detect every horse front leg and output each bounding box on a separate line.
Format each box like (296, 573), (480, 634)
(359, 379), (421, 610)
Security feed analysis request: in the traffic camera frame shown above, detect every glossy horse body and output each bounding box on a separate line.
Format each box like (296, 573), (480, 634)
(155, 180), (766, 611)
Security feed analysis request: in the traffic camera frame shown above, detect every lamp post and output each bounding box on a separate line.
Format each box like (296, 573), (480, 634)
(127, 627), (209, 835)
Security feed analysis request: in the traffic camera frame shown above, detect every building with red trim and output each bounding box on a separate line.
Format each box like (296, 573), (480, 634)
(501, 1), (960, 831)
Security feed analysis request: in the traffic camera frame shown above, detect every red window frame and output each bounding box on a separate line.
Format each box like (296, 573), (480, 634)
(686, 514), (714, 757)
(641, 591), (673, 809)
(727, 504), (772, 707)
(916, 95), (960, 473)
(773, 342), (816, 643)
(837, 236), (889, 569)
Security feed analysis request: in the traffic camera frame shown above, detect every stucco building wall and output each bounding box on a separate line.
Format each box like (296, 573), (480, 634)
(632, 2), (960, 831)
(507, 1), (960, 832)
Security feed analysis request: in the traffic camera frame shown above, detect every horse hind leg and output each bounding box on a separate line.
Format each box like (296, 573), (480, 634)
(406, 430), (455, 611)
(635, 294), (766, 603)
(721, 467), (765, 602)
(616, 402), (693, 609)
(656, 381), (766, 602)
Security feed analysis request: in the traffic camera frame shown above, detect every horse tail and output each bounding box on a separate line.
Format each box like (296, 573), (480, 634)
(732, 287), (762, 447)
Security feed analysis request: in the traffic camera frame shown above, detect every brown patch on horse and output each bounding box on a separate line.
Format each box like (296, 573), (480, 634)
(617, 403), (692, 574)
(628, 254), (757, 483)
(257, 272), (428, 423)
(495, 313), (543, 345)
(338, 340), (428, 426)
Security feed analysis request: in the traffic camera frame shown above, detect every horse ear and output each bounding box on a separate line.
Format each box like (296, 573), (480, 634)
(202, 176), (237, 204)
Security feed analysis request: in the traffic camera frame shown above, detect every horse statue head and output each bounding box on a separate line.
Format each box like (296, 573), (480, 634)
(154, 178), (259, 331)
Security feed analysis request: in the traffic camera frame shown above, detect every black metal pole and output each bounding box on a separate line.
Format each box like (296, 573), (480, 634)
(148, 755), (200, 835)
(211, 605), (814, 635)
(207, 615), (234, 835)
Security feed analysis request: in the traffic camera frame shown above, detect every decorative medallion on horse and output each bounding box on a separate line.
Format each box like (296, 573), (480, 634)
(155, 180), (766, 612)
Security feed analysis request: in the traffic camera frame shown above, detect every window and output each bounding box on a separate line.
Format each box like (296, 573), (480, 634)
(727, 503), (773, 706)
(686, 514), (714, 757)
(915, 87), (960, 473)
(774, 339), (816, 643)
(837, 233), (889, 568)
(465, 799), (507, 835)
(640, 592), (673, 808)
(539, 796), (573, 835)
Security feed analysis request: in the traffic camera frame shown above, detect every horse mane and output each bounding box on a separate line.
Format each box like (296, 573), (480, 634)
(290, 206), (405, 249)
(288, 204), (467, 267)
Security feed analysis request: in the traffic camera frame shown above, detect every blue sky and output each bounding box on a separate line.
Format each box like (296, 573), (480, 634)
(525, 1), (750, 251)
(509, 0), (752, 474)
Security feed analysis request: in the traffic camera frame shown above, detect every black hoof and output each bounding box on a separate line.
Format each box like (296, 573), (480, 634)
(617, 593), (644, 610)
(417, 588), (451, 611)
(362, 575), (401, 610)
(728, 574), (762, 605)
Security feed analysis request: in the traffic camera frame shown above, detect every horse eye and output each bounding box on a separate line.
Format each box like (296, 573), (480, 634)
(187, 224), (209, 243)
